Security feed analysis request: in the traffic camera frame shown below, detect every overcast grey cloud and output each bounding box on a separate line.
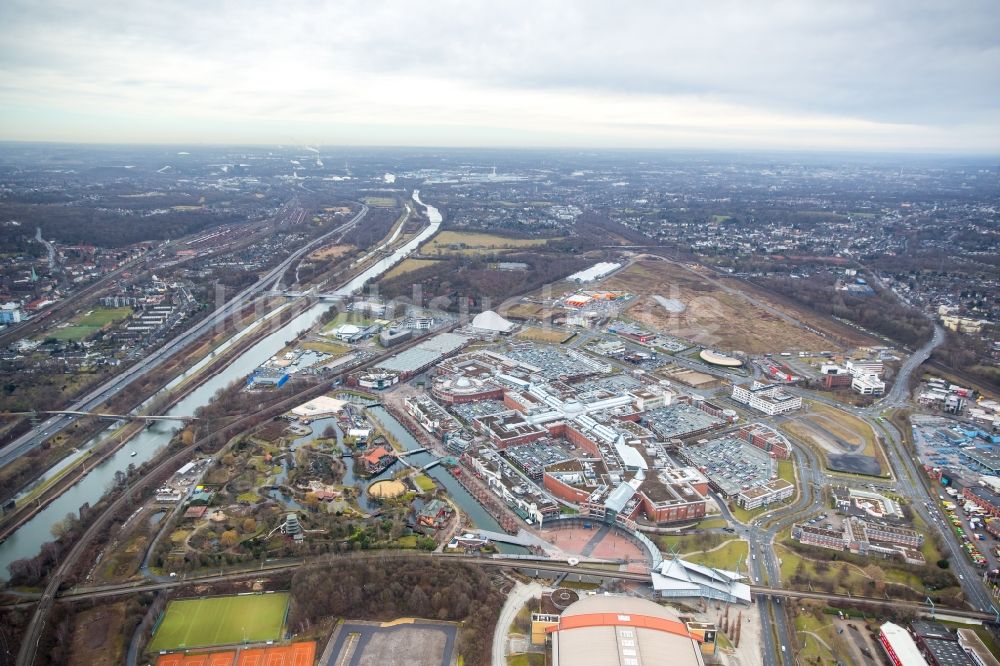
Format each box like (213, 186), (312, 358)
(1, 0), (998, 151)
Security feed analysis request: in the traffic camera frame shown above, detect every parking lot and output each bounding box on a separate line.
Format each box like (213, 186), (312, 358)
(642, 403), (722, 440)
(450, 398), (507, 424)
(927, 493), (995, 569)
(321, 621), (457, 666)
(504, 439), (575, 480)
(681, 436), (775, 496)
(503, 342), (608, 377)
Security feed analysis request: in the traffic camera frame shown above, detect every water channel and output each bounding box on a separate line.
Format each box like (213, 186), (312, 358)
(365, 406), (528, 554)
(0, 192), (499, 578)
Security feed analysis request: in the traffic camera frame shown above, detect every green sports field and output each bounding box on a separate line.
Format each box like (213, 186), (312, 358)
(147, 592), (289, 651)
(46, 307), (133, 341)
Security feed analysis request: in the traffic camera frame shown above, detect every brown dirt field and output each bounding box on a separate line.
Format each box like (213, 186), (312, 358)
(602, 259), (850, 354)
(69, 602), (126, 666)
(307, 244), (354, 261)
(504, 302), (557, 321)
(515, 327), (573, 343)
(716, 275), (878, 348)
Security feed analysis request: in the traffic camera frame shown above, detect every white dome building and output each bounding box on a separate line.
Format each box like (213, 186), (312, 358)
(471, 310), (515, 334)
(331, 323), (361, 341)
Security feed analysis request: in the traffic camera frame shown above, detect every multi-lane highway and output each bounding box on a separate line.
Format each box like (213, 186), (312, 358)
(0, 205), (368, 469)
(879, 322), (945, 409)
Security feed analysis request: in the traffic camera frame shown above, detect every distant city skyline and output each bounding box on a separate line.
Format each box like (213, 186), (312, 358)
(1, 0), (998, 152)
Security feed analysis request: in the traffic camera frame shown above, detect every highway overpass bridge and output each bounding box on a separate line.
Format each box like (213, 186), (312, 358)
(1, 410), (197, 423)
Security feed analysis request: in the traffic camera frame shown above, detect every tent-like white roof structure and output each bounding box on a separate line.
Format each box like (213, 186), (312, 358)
(471, 310), (515, 333)
(650, 557), (752, 604)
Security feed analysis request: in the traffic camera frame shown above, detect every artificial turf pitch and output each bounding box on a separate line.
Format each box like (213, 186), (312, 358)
(147, 593), (289, 652)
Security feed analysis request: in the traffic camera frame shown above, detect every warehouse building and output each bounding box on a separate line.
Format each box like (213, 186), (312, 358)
(373, 332), (471, 378)
(911, 621), (976, 666)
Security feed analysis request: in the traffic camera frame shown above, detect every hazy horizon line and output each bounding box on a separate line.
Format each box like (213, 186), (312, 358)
(1, 139), (998, 161)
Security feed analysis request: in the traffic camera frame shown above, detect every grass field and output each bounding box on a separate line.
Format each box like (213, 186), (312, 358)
(682, 540), (749, 570)
(363, 196), (397, 207)
(794, 612), (838, 665)
(396, 535), (418, 548)
(420, 231), (549, 256)
(729, 503), (769, 524)
(515, 327), (573, 343)
(657, 531), (728, 554)
(384, 258), (440, 280)
(695, 517), (729, 530)
(147, 593), (289, 651)
(413, 474), (436, 492)
(777, 459), (795, 483)
(301, 340), (350, 355)
(320, 312), (375, 334)
(776, 541), (929, 595)
(47, 307), (132, 341)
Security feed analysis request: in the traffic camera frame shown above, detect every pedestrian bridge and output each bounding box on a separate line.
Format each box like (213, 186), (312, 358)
(476, 529), (555, 551)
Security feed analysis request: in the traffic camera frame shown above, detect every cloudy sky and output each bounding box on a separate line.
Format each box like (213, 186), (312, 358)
(1, 0), (998, 152)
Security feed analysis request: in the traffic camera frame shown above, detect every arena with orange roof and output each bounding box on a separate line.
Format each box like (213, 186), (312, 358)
(547, 596), (705, 666)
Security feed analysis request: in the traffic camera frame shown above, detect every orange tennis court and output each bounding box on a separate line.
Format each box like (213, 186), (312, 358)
(156, 651), (236, 666)
(235, 642), (316, 666)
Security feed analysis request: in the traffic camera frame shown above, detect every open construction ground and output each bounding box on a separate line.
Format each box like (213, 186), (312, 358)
(68, 601), (128, 666)
(515, 326), (574, 343)
(781, 401), (886, 476)
(601, 258), (875, 353)
(321, 620), (457, 666)
(307, 244), (354, 261)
